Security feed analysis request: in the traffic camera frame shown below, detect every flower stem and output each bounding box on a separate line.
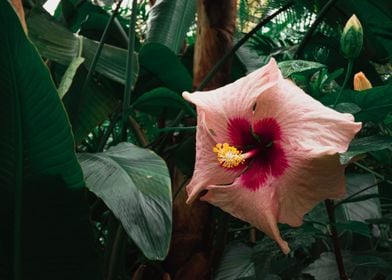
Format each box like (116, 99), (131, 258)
(325, 199), (348, 280)
(334, 59), (353, 107)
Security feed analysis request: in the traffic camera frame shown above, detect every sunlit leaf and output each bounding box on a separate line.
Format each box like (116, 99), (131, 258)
(278, 60), (326, 78)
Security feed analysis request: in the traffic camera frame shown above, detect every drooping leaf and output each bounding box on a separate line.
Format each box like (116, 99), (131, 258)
(340, 136), (392, 164)
(62, 67), (119, 144)
(27, 7), (139, 86)
(146, 0), (196, 53)
(234, 35), (270, 74)
(0, 2), (99, 279)
(215, 242), (255, 280)
(78, 143), (172, 260)
(139, 43), (193, 92)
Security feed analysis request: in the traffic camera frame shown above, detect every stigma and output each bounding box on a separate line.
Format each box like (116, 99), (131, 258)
(213, 143), (245, 168)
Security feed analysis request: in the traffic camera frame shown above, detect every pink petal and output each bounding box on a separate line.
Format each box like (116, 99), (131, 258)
(200, 149), (346, 254)
(253, 78), (362, 154)
(185, 109), (243, 204)
(276, 149), (347, 227)
(183, 58), (362, 253)
(201, 180), (290, 254)
(183, 59), (282, 143)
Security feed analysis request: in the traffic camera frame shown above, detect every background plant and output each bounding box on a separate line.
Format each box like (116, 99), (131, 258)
(1, 0), (391, 279)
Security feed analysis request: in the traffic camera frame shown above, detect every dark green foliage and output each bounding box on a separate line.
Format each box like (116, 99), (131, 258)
(3, 0), (391, 279)
(0, 1), (99, 279)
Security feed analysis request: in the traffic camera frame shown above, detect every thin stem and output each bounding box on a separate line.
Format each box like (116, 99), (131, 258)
(335, 181), (381, 207)
(325, 199), (348, 280)
(107, 224), (126, 280)
(295, 0), (338, 57)
(354, 162), (392, 184)
(128, 116), (148, 146)
(169, 1), (294, 128)
(71, 0), (123, 122)
(97, 113), (121, 152)
(158, 126), (196, 133)
(121, 0), (138, 140)
(334, 59), (353, 106)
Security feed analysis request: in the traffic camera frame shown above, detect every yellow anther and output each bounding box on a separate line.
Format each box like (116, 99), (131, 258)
(213, 143), (245, 168)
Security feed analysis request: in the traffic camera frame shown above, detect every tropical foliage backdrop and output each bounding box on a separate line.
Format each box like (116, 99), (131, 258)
(1, 0), (392, 279)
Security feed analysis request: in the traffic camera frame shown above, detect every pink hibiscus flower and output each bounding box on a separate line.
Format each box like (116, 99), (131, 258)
(182, 58), (362, 254)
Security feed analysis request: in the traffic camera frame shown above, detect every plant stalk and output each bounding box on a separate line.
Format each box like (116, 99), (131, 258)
(71, 0), (123, 122)
(334, 59), (353, 106)
(335, 181), (380, 207)
(325, 199), (348, 280)
(121, 0), (138, 140)
(107, 224), (126, 280)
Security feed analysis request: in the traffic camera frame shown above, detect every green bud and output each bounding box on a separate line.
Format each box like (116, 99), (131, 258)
(340, 14), (363, 60)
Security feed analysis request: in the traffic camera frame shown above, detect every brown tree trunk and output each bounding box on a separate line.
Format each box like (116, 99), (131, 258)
(164, 1), (237, 279)
(193, 0), (237, 90)
(11, 0), (27, 33)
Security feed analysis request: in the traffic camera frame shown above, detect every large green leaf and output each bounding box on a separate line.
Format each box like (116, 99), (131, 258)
(78, 143), (172, 260)
(322, 85), (392, 123)
(27, 8), (140, 143)
(0, 2), (99, 279)
(146, 0), (196, 53)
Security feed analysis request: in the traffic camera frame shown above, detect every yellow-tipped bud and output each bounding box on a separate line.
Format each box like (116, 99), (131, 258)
(340, 15), (363, 60)
(354, 72), (372, 91)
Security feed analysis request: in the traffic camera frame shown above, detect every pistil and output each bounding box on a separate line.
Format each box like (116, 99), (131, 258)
(213, 143), (261, 169)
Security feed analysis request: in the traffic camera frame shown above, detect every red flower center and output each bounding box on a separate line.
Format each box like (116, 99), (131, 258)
(227, 117), (289, 191)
